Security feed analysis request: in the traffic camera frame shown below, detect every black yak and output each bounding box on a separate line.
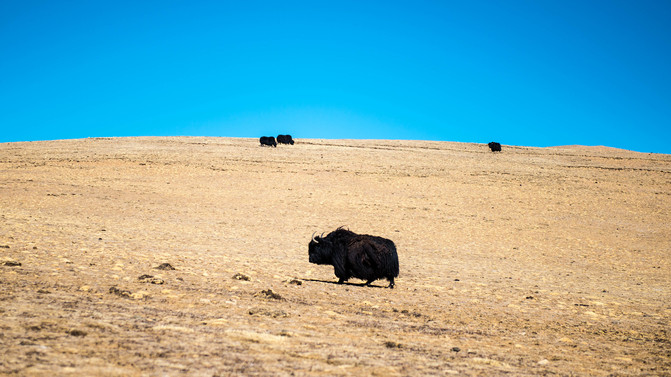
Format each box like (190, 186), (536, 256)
(260, 136), (277, 147)
(488, 142), (502, 152)
(308, 227), (399, 288)
(277, 134), (295, 145)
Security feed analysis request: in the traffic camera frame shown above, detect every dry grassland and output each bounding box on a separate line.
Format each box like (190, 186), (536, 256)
(1, 137), (670, 376)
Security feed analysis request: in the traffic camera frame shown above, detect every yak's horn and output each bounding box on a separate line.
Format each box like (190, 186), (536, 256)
(311, 232), (318, 242)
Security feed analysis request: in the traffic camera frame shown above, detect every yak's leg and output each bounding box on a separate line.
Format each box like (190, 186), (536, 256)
(338, 278), (346, 284)
(387, 277), (395, 289)
(364, 279), (375, 286)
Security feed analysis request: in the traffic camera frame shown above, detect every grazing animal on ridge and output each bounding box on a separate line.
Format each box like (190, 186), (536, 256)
(260, 136), (277, 147)
(488, 142), (502, 152)
(308, 227), (399, 288)
(277, 134), (295, 145)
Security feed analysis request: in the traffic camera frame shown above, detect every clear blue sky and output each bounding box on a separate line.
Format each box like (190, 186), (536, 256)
(2, 1), (670, 153)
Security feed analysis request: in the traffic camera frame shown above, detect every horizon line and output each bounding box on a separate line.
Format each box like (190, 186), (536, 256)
(2, 135), (666, 155)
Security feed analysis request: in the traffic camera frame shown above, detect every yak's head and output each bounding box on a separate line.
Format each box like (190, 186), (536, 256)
(308, 232), (333, 265)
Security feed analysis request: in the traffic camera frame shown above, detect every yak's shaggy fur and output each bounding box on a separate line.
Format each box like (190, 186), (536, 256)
(309, 227), (399, 288)
(488, 142), (502, 152)
(277, 134), (295, 145)
(260, 136), (277, 147)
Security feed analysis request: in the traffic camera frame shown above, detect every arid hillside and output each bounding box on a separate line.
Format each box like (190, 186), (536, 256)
(1, 137), (670, 376)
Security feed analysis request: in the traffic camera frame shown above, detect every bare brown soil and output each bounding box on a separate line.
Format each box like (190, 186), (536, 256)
(1, 137), (670, 376)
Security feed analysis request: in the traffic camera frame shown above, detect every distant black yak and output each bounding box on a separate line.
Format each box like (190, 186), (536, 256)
(277, 134), (295, 145)
(308, 227), (399, 288)
(488, 142), (502, 152)
(260, 136), (277, 147)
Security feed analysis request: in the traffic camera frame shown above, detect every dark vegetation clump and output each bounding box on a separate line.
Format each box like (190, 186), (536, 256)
(255, 289), (284, 300)
(109, 286), (132, 298)
(384, 341), (402, 349)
